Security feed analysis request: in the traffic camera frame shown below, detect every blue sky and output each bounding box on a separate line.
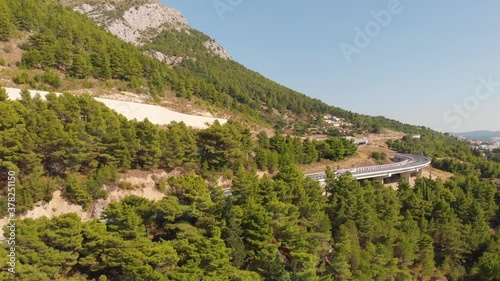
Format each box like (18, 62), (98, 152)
(161, 0), (500, 133)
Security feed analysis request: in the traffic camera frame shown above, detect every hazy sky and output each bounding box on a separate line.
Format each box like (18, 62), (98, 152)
(161, 0), (500, 133)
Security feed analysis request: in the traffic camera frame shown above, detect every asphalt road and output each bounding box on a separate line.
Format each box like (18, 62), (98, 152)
(307, 154), (431, 180)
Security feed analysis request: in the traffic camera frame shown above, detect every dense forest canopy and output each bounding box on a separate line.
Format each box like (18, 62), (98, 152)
(0, 88), (357, 215)
(0, 87), (499, 280)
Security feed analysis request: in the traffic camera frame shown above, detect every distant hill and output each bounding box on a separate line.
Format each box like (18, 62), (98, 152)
(451, 130), (500, 141)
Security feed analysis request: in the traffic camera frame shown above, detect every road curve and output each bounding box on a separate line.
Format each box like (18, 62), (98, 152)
(306, 154), (432, 181)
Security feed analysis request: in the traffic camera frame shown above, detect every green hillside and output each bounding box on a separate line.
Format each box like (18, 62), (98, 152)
(0, 0), (423, 133)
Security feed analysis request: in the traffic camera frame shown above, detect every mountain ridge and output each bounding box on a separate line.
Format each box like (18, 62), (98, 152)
(451, 130), (500, 140)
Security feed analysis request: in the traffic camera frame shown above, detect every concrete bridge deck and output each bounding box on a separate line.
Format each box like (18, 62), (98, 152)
(306, 154), (431, 182)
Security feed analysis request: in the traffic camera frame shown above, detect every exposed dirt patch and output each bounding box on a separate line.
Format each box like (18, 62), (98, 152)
(0, 190), (91, 238)
(217, 176), (232, 189)
(421, 167), (454, 181)
(0, 170), (171, 237)
(0, 36), (27, 67)
(22, 190), (92, 220)
(492, 179), (500, 188)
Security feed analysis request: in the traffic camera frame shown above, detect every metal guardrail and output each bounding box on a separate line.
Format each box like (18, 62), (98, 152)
(305, 154), (431, 181)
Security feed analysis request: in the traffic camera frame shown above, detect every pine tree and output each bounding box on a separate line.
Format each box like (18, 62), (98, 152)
(222, 206), (247, 268)
(69, 50), (93, 79)
(472, 233), (500, 280)
(104, 200), (147, 240)
(267, 150), (279, 172)
(330, 225), (353, 280)
(159, 122), (198, 170)
(64, 173), (92, 208)
(134, 119), (161, 169)
(231, 165), (258, 204)
(91, 47), (112, 79)
(300, 138), (318, 164)
(0, 86), (8, 101)
(241, 198), (273, 261)
(0, 1), (15, 41)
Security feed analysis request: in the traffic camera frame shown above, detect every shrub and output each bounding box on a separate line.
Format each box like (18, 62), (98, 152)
(156, 179), (168, 193)
(371, 151), (387, 161)
(118, 180), (136, 190)
(82, 79), (93, 88)
(13, 71), (33, 85)
(35, 71), (61, 88)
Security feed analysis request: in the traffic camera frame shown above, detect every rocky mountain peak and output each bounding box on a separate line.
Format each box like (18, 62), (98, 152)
(68, 0), (189, 45)
(60, 0), (231, 60)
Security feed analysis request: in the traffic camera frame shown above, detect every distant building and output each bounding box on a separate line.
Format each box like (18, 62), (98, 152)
(338, 128), (351, 134)
(344, 136), (368, 145)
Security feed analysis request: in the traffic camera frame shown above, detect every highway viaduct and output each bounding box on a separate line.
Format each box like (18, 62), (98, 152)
(305, 154), (431, 185)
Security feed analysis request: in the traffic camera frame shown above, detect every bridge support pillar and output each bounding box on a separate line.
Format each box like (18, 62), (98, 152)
(401, 172), (411, 182)
(416, 169), (423, 177)
(374, 176), (386, 183)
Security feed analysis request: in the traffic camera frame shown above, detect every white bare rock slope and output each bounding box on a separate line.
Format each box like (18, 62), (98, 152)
(74, 2), (188, 45)
(203, 40), (232, 60)
(5, 87), (227, 129)
(0, 173), (167, 238)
